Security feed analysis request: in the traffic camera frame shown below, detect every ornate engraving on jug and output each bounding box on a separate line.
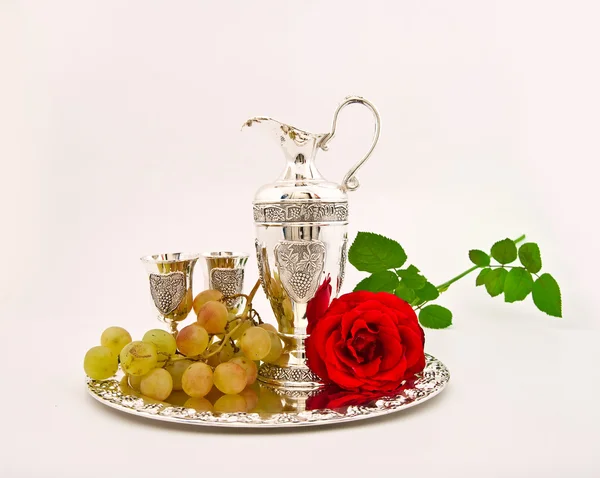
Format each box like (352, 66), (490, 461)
(255, 239), (267, 294)
(210, 268), (244, 308)
(253, 202), (348, 224)
(149, 272), (186, 315)
(274, 240), (326, 303)
(337, 235), (348, 295)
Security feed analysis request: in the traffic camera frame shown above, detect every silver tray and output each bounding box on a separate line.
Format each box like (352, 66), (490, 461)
(86, 353), (449, 428)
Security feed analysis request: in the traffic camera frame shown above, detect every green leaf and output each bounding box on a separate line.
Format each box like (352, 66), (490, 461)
(419, 305), (453, 329)
(469, 249), (490, 267)
(416, 282), (440, 301)
(484, 268), (508, 297)
(348, 232), (407, 273)
(396, 264), (419, 277)
(518, 243), (542, 274)
(490, 238), (518, 264)
(476, 268), (491, 286)
(504, 267), (533, 303)
(353, 271), (399, 293)
(396, 265), (427, 290)
(532, 273), (562, 317)
(394, 282), (416, 303)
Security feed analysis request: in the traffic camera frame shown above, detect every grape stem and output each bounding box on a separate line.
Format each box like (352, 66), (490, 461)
(200, 319), (247, 359)
(251, 309), (263, 324)
(231, 279), (262, 320)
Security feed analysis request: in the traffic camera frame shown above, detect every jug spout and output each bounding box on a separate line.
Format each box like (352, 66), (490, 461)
(243, 117), (327, 181)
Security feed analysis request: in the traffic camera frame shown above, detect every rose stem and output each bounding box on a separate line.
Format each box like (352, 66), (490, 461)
(435, 234), (526, 292)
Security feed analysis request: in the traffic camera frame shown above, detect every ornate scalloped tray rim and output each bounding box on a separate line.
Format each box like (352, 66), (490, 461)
(86, 353), (450, 428)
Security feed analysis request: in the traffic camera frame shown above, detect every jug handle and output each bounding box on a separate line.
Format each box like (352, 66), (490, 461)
(318, 96), (381, 192)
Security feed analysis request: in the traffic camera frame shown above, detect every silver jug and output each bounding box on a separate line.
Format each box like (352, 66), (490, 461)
(244, 96), (381, 389)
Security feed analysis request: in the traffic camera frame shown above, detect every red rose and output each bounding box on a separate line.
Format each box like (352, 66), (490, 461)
(306, 275), (332, 335)
(305, 291), (425, 392)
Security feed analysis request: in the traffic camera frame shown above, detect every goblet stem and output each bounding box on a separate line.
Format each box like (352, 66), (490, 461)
(168, 321), (179, 339)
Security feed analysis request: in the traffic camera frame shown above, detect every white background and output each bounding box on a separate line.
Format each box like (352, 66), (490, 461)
(1, 1), (599, 477)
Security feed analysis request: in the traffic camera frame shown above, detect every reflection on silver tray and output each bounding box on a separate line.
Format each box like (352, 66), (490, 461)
(86, 353), (449, 428)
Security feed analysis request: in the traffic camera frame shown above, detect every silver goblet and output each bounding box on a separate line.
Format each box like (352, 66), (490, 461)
(201, 251), (249, 311)
(140, 252), (200, 336)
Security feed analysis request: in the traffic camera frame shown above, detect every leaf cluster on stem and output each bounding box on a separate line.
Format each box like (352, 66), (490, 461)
(349, 232), (562, 329)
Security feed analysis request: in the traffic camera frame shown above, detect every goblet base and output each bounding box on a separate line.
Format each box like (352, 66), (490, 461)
(257, 331), (322, 389)
(257, 362), (322, 390)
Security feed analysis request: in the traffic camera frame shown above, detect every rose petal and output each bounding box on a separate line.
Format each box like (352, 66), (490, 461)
(324, 336), (366, 389)
(347, 330), (379, 362)
(305, 334), (329, 382)
(306, 275), (332, 334)
(396, 326), (426, 375)
(341, 307), (395, 339)
(305, 313), (344, 383)
(350, 317), (380, 338)
(375, 326), (402, 365)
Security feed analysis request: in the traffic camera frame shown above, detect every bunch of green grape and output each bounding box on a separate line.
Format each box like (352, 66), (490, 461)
(83, 289), (286, 412)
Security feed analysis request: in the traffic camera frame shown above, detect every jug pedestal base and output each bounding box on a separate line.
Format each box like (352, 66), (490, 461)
(257, 362), (322, 390)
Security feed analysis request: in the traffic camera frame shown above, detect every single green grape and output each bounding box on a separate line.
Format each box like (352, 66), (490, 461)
(193, 289), (223, 315)
(120, 341), (158, 376)
(258, 323), (278, 334)
(127, 374), (143, 391)
(164, 358), (193, 391)
(229, 356), (258, 385)
(100, 327), (132, 356)
(197, 301), (228, 334)
(140, 368), (173, 401)
(119, 375), (136, 395)
(181, 362), (213, 398)
(176, 324), (209, 357)
(84, 346), (118, 380)
(213, 362), (246, 395)
(262, 332), (283, 364)
(240, 327), (271, 361)
(143, 329), (177, 365)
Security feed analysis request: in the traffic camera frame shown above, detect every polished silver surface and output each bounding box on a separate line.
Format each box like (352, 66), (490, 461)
(149, 272), (186, 315)
(255, 239), (267, 294)
(319, 96), (381, 192)
(87, 353), (449, 429)
(253, 201), (348, 224)
(210, 268), (244, 308)
(257, 362), (322, 390)
(246, 96), (381, 387)
(337, 234), (348, 295)
(274, 240), (326, 303)
(140, 253), (199, 335)
(202, 251), (248, 310)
